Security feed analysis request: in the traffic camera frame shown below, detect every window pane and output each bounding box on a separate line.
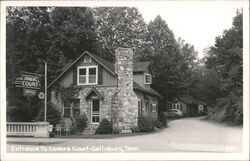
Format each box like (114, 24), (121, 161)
(92, 100), (100, 112)
(79, 75), (86, 84)
(79, 68), (86, 75)
(89, 75), (96, 83)
(64, 108), (70, 117)
(73, 108), (80, 118)
(72, 99), (80, 108)
(64, 101), (70, 107)
(89, 68), (96, 75)
(92, 116), (100, 123)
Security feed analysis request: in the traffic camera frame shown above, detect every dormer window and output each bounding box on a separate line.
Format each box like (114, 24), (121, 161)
(78, 66), (98, 85)
(84, 55), (92, 63)
(144, 73), (152, 84)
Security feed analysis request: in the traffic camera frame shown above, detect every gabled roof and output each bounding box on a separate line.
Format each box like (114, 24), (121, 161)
(133, 61), (150, 72)
(176, 95), (206, 105)
(85, 87), (103, 100)
(133, 82), (162, 98)
(48, 51), (161, 98)
(48, 51), (116, 88)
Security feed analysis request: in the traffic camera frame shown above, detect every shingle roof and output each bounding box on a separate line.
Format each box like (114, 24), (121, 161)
(133, 82), (162, 98)
(177, 95), (206, 105)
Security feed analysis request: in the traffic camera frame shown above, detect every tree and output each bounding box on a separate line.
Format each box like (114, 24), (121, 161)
(92, 7), (148, 62)
(6, 7), (99, 121)
(140, 15), (198, 102)
(204, 10), (243, 124)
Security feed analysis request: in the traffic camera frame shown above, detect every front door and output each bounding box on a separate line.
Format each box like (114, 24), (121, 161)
(91, 99), (100, 124)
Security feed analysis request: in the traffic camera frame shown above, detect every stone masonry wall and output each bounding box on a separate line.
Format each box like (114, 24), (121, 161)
(112, 48), (138, 132)
(51, 87), (117, 134)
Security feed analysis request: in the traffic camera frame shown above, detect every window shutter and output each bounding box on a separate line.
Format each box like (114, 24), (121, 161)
(98, 65), (102, 84)
(180, 104), (182, 111)
(73, 66), (77, 85)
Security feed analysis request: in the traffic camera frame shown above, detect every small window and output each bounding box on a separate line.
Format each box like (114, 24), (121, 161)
(152, 103), (157, 112)
(84, 55), (92, 63)
(172, 103), (180, 110)
(144, 73), (152, 84)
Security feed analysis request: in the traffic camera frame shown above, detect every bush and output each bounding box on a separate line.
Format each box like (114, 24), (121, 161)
(158, 112), (168, 126)
(138, 116), (154, 132)
(154, 120), (163, 128)
(35, 102), (61, 126)
(95, 118), (113, 134)
(75, 113), (88, 132)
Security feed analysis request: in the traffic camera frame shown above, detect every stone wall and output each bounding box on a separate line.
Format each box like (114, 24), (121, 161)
(113, 48), (138, 132)
(50, 87), (117, 134)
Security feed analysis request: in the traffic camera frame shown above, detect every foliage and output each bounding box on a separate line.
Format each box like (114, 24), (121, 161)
(204, 10), (243, 124)
(92, 7), (148, 62)
(138, 116), (155, 132)
(154, 119), (163, 128)
(158, 112), (168, 126)
(35, 102), (61, 126)
(74, 113), (88, 132)
(7, 87), (42, 122)
(95, 118), (113, 134)
(6, 7), (99, 121)
(140, 15), (198, 102)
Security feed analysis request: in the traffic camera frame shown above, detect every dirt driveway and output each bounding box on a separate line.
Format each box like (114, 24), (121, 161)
(7, 117), (243, 153)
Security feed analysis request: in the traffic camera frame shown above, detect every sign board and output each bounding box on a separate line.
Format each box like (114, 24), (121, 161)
(14, 73), (41, 89)
(48, 125), (53, 132)
(119, 129), (132, 134)
(38, 92), (45, 99)
(23, 89), (37, 96)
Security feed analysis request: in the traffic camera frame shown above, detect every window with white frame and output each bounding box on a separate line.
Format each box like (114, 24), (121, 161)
(151, 103), (157, 112)
(172, 103), (181, 110)
(91, 99), (100, 124)
(144, 73), (152, 84)
(84, 55), (92, 63)
(78, 66), (98, 85)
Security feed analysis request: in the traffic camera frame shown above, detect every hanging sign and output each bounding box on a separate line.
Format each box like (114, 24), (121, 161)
(23, 89), (37, 96)
(14, 73), (41, 89)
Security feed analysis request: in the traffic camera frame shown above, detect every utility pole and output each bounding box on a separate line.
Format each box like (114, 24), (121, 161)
(44, 62), (47, 122)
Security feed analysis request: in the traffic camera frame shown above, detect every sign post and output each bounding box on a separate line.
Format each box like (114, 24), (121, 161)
(44, 62), (47, 122)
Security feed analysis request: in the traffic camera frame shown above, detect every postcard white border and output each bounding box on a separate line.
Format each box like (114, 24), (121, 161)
(1, 1), (249, 161)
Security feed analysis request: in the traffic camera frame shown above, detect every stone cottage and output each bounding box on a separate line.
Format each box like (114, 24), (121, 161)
(48, 48), (162, 133)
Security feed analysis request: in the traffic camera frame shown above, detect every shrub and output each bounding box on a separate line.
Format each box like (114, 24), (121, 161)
(158, 112), (168, 126)
(75, 113), (88, 132)
(95, 118), (113, 134)
(138, 116), (154, 132)
(154, 119), (163, 128)
(35, 102), (61, 126)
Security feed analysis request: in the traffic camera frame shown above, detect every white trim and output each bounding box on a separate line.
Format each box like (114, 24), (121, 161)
(77, 65), (98, 85)
(91, 99), (100, 124)
(172, 103), (180, 110)
(144, 73), (152, 84)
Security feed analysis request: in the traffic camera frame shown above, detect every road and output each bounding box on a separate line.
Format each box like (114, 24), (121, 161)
(7, 117), (243, 153)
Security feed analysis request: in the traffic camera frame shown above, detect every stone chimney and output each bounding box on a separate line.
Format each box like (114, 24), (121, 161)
(112, 48), (138, 132)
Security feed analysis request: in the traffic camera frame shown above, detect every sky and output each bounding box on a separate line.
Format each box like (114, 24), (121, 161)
(136, 1), (244, 58)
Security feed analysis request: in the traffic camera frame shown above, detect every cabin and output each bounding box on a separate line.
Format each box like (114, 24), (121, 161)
(170, 95), (207, 116)
(48, 48), (161, 133)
